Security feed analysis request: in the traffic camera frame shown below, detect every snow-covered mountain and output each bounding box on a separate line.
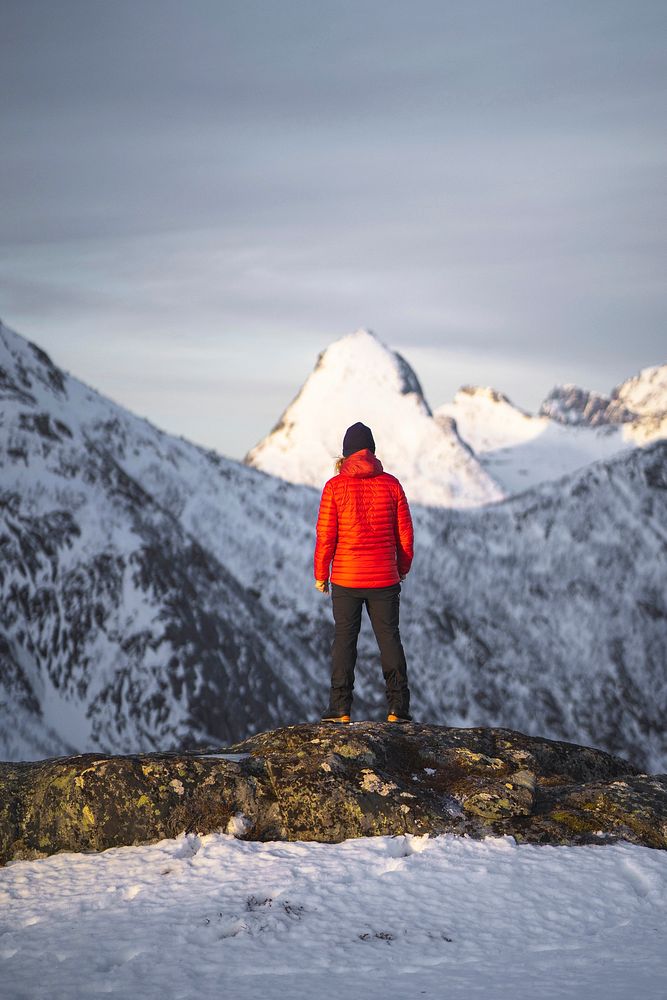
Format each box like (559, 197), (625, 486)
(539, 364), (667, 454)
(541, 364), (667, 430)
(247, 327), (666, 499)
(435, 364), (666, 494)
(1, 319), (666, 769)
(0, 319), (328, 759)
(434, 386), (626, 494)
(539, 385), (637, 427)
(412, 443), (667, 771)
(245, 328), (505, 507)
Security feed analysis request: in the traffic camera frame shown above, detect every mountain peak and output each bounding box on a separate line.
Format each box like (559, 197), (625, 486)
(540, 364), (667, 427)
(539, 384), (635, 426)
(0, 318), (69, 402)
(453, 384), (532, 415)
(348, 326), (379, 341)
(311, 328), (429, 406)
(613, 363), (667, 417)
(245, 328), (504, 506)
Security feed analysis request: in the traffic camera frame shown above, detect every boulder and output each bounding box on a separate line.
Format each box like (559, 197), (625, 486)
(2, 723), (666, 864)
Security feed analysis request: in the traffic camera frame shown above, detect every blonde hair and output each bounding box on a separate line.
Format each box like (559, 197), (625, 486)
(335, 453), (380, 474)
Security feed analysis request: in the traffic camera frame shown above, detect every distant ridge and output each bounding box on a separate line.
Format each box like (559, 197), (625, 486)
(435, 364), (666, 493)
(247, 326), (666, 499)
(540, 364), (667, 440)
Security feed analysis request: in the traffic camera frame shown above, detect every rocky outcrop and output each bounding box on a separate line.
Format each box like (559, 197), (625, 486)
(2, 724), (666, 864)
(540, 364), (667, 431)
(539, 385), (637, 426)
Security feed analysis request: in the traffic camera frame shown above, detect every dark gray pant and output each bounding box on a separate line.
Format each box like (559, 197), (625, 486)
(325, 582), (410, 717)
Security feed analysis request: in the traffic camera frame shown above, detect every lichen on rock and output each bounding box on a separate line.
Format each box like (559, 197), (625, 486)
(1, 722), (666, 864)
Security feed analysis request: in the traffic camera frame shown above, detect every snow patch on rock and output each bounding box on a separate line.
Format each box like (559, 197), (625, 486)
(226, 813), (251, 837)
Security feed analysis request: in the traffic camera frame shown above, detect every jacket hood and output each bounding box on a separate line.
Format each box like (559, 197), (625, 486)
(340, 448), (384, 478)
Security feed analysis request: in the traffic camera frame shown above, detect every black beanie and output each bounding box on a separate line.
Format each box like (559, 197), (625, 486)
(342, 422), (375, 457)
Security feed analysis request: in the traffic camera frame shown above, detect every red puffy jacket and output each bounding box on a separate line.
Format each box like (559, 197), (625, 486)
(314, 449), (414, 588)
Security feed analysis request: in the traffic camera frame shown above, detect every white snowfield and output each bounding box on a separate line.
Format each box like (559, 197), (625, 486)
(606, 363), (667, 419)
(434, 368), (667, 494)
(435, 386), (628, 494)
(1, 833), (666, 1000)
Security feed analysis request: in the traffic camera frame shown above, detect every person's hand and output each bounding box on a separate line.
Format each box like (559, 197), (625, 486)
(399, 573), (406, 582)
(315, 579), (329, 593)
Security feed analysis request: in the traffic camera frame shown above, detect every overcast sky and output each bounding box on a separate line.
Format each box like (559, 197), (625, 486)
(1, 0), (665, 458)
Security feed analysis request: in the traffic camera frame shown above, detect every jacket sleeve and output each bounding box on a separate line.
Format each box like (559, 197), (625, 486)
(395, 483), (414, 577)
(314, 480), (338, 580)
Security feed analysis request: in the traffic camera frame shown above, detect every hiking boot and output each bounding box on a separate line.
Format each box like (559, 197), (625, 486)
(321, 712), (351, 724)
(387, 712), (412, 724)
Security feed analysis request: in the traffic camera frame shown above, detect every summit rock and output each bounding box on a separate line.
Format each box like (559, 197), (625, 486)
(2, 723), (666, 865)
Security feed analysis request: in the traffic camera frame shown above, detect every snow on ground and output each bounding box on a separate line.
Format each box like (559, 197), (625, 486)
(2, 833), (666, 1000)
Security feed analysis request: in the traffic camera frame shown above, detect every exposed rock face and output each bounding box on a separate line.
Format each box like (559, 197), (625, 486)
(2, 724), (666, 864)
(0, 319), (329, 759)
(540, 364), (667, 433)
(438, 373), (667, 495)
(539, 385), (638, 426)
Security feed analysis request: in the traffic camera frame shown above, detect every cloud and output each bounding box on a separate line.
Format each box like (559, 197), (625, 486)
(1, 0), (665, 456)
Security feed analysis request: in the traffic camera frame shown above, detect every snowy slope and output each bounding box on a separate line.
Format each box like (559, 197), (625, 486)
(435, 364), (666, 494)
(1, 319), (666, 769)
(542, 363), (667, 425)
(0, 319), (329, 758)
(540, 364), (667, 450)
(245, 328), (505, 507)
(615, 363), (667, 412)
(409, 442), (667, 771)
(2, 832), (667, 1000)
(248, 328), (665, 499)
(435, 386), (630, 493)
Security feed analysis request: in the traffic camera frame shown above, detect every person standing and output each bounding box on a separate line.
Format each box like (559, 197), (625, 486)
(314, 421), (414, 724)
